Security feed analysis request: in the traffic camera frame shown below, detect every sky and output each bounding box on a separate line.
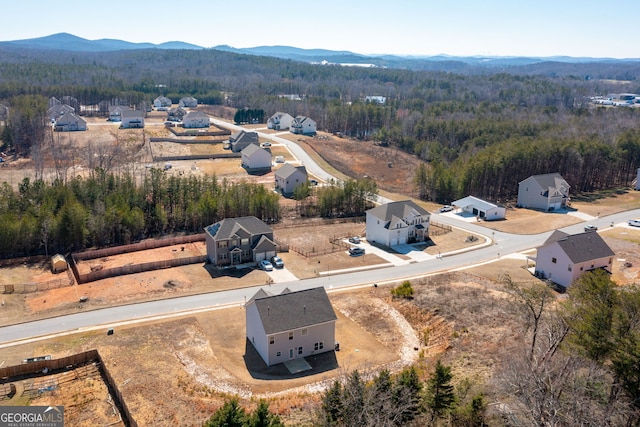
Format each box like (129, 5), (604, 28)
(1, 0), (639, 59)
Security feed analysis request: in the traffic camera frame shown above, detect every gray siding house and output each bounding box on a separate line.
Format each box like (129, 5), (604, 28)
(518, 173), (570, 211)
(230, 130), (259, 152)
(534, 230), (615, 289)
(54, 113), (87, 132)
(178, 96), (198, 108)
(245, 287), (337, 367)
(108, 105), (131, 122)
(204, 216), (277, 267)
(274, 163), (308, 196)
(153, 96), (172, 110)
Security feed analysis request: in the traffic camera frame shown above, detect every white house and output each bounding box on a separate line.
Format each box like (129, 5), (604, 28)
(178, 96), (198, 108)
(245, 287), (337, 367)
(275, 163), (308, 196)
(54, 113), (87, 132)
(366, 200), (430, 247)
(108, 105), (131, 122)
(452, 196), (506, 220)
(290, 116), (317, 135)
(534, 230), (615, 289)
(120, 110), (144, 129)
(182, 111), (210, 128)
(230, 130), (259, 152)
(267, 112), (294, 130)
(241, 143), (272, 172)
(153, 96), (172, 110)
(518, 173), (570, 211)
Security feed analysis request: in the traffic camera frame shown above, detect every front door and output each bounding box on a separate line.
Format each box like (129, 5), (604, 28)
(289, 348), (294, 359)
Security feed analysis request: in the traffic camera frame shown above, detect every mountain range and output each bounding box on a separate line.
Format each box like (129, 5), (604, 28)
(1, 33), (638, 70)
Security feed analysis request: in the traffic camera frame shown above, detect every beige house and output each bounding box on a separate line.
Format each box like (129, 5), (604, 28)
(275, 163), (308, 196)
(245, 287), (337, 367)
(241, 143), (272, 173)
(534, 230), (615, 289)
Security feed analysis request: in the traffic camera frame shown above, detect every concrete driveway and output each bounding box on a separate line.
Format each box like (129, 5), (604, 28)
(266, 267), (298, 283)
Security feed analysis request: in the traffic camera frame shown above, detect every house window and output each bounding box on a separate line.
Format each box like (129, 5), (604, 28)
(218, 241), (227, 248)
(241, 238), (249, 245)
(568, 265), (572, 272)
(314, 342), (324, 351)
(609, 257), (612, 264)
(231, 239), (238, 246)
(552, 257), (557, 264)
(580, 266), (584, 271)
(289, 332), (294, 340)
(269, 336), (275, 345)
(298, 346), (303, 355)
(218, 253), (227, 260)
(302, 328), (308, 336)
(276, 351), (281, 357)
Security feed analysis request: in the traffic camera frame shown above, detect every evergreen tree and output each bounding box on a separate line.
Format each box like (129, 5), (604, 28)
(203, 398), (246, 427)
(425, 360), (456, 422)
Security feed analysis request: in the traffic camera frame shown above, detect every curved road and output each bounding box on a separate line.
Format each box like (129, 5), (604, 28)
(2, 120), (639, 346)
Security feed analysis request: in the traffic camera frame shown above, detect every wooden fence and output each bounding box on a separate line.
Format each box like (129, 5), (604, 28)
(166, 126), (231, 137)
(430, 221), (452, 236)
(2, 268), (75, 294)
(73, 234), (206, 261)
(71, 234), (207, 284)
(0, 350), (137, 427)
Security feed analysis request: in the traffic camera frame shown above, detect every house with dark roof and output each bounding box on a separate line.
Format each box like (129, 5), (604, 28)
(274, 163), (308, 197)
(230, 130), (259, 152)
(167, 106), (187, 122)
(204, 216), (277, 267)
(245, 287), (337, 366)
(366, 200), (430, 247)
(267, 112), (294, 130)
(534, 230), (615, 289)
(518, 173), (570, 211)
(241, 143), (272, 173)
(47, 104), (75, 122)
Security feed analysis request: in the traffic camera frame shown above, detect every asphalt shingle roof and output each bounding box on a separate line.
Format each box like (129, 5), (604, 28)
(543, 231), (615, 263)
(251, 287), (337, 334)
(366, 200), (430, 222)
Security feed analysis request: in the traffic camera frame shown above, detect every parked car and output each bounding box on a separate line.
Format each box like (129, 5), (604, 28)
(584, 225), (598, 232)
(260, 142), (271, 147)
(439, 205), (454, 213)
(259, 259), (273, 271)
(348, 236), (361, 244)
(349, 247), (365, 256)
(629, 219), (640, 227)
(309, 179), (319, 186)
(270, 255), (284, 268)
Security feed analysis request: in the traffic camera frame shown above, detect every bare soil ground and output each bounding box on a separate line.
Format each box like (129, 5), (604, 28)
(2, 113), (640, 425)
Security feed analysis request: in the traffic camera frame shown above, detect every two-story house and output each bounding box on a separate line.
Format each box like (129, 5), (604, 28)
(274, 163), (308, 197)
(518, 173), (570, 211)
(230, 130), (259, 152)
(267, 112), (294, 130)
(204, 216), (277, 267)
(182, 111), (210, 128)
(534, 230), (615, 289)
(366, 200), (431, 247)
(290, 116), (317, 135)
(245, 287), (337, 367)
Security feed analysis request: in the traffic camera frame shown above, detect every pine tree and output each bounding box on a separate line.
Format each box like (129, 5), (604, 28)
(425, 360), (455, 422)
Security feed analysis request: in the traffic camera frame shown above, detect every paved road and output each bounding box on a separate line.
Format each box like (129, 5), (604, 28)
(3, 208), (639, 346)
(2, 118), (640, 346)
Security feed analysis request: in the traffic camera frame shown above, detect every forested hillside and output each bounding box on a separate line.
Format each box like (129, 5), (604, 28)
(1, 46), (640, 205)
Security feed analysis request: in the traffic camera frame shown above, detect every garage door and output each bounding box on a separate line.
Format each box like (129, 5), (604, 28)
(390, 238), (398, 246)
(255, 252), (266, 261)
(400, 236), (407, 244)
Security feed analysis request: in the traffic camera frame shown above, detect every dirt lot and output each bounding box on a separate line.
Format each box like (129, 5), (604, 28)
(2, 111), (640, 425)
